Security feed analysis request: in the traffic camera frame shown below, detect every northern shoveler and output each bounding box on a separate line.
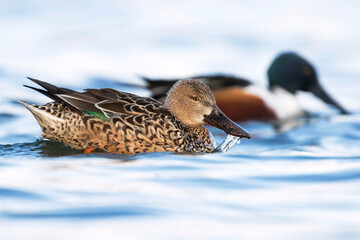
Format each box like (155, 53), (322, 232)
(19, 78), (251, 154)
(140, 52), (349, 122)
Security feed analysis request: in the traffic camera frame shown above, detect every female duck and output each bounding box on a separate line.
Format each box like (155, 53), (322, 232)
(20, 78), (251, 154)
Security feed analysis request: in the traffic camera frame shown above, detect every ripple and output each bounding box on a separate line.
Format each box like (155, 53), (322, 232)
(0, 140), (82, 158)
(162, 177), (260, 189)
(0, 112), (17, 124)
(2, 206), (160, 219)
(253, 169), (360, 182)
(0, 188), (45, 199)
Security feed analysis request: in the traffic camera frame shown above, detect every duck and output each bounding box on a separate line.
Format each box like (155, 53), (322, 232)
(19, 77), (251, 154)
(139, 52), (349, 122)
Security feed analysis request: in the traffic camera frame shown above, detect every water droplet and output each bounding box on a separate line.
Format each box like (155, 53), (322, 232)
(215, 134), (241, 152)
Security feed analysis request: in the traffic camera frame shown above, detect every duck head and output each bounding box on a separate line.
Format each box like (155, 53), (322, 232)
(267, 52), (349, 114)
(164, 79), (251, 139)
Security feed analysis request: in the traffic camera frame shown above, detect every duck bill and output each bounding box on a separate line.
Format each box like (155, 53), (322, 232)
(310, 84), (349, 114)
(204, 106), (251, 139)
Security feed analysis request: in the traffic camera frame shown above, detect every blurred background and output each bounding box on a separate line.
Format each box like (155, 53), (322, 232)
(0, 1), (360, 240)
(0, 0), (359, 111)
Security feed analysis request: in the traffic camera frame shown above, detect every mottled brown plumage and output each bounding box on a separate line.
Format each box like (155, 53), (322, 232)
(20, 77), (250, 154)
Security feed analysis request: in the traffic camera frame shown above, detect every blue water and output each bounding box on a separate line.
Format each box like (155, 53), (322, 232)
(1, 1), (360, 240)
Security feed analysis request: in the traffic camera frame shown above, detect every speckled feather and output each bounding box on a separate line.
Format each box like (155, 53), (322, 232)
(20, 78), (216, 154)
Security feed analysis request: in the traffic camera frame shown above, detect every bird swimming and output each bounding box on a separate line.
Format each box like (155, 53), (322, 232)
(20, 78), (251, 154)
(139, 52), (349, 122)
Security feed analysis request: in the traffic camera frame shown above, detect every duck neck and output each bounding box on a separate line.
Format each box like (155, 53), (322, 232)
(182, 123), (212, 143)
(179, 123), (215, 152)
(182, 123), (206, 133)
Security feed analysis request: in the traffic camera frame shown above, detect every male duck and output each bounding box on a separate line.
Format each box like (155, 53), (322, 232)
(20, 78), (251, 154)
(141, 52), (349, 122)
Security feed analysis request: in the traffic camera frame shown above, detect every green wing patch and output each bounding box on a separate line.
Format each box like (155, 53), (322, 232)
(85, 110), (108, 120)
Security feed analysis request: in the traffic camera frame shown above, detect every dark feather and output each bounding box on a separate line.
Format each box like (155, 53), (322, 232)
(85, 88), (122, 101)
(57, 94), (101, 113)
(26, 77), (163, 119)
(193, 74), (252, 89)
(142, 74), (253, 101)
(27, 77), (77, 95)
(95, 97), (160, 116)
(23, 85), (57, 101)
(94, 100), (125, 117)
(26, 77), (99, 114)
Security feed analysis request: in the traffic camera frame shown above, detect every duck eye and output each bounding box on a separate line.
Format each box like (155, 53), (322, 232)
(192, 96), (200, 101)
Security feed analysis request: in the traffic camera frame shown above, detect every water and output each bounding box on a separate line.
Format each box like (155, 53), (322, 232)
(216, 135), (241, 152)
(1, 1), (360, 240)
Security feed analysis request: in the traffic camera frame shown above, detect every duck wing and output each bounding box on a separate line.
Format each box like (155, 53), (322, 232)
(87, 88), (163, 118)
(25, 77), (164, 119)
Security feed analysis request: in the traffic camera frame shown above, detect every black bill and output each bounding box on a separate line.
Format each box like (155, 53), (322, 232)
(204, 106), (251, 139)
(310, 84), (349, 115)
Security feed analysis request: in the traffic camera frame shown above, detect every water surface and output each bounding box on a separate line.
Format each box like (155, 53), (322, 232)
(1, 1), (360, 240)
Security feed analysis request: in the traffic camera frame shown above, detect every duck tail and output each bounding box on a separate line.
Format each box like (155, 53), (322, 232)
(17, 100), (64, 133)
(23, 77), (76, 102)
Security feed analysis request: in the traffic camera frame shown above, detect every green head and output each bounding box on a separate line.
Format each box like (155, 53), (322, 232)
(267, 52), (349, 114)
(267, 52), (318, 93)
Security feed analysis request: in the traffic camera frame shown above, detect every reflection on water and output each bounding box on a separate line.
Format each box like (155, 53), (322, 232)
(0, 140), (81, 158)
